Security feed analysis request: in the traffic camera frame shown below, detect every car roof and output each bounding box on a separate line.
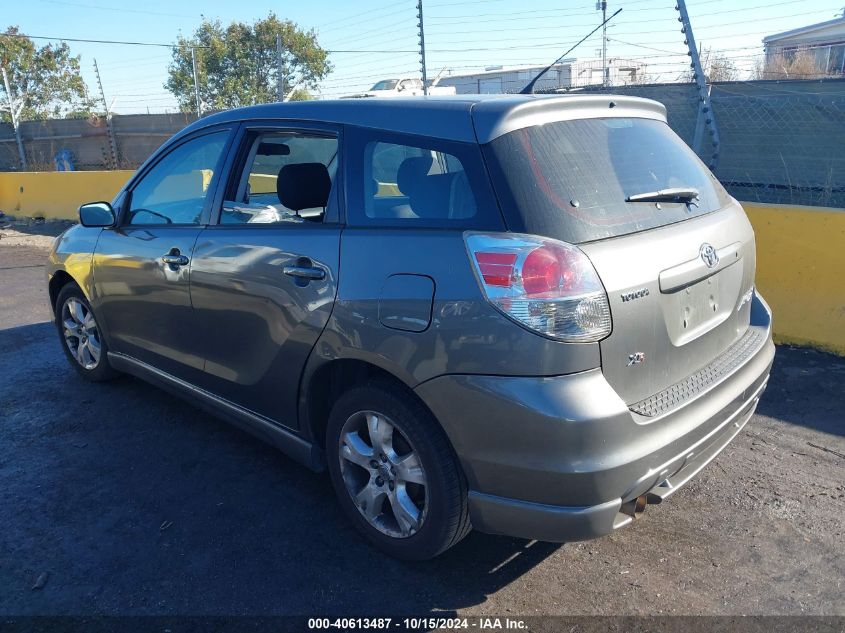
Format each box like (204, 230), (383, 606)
(180, 94), (667, 145)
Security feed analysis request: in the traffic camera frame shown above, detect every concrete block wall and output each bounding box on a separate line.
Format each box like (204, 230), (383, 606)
(0, 112), (198, 171)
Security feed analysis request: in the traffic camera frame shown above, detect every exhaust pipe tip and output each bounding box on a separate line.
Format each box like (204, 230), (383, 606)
(620, 494), (648, 519)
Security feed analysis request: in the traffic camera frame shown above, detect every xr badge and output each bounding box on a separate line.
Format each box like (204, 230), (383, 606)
(627, 352), (645, 367)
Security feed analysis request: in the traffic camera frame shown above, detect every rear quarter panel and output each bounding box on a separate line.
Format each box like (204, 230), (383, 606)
(311, 228), (601, 387)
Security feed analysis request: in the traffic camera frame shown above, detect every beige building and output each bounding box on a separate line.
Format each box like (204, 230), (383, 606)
(763, 14), (845, 76)
(435, 58), (647, 95)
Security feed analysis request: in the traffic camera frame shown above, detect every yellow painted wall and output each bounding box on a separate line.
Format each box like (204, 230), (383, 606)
(1, 171), (843, 355)
(0, 170), (134, 221)
(744, 202), (845, 355)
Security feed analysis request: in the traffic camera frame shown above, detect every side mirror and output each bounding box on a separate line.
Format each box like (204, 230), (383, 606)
(79, 202), (115, 227)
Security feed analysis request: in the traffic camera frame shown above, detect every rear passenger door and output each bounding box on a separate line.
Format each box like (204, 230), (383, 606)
(188, 122), (342, 429)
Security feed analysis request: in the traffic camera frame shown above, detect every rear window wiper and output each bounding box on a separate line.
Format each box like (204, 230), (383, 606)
(625, 187), (700, 203)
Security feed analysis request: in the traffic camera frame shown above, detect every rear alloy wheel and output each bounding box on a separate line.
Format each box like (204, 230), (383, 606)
(326, 382), (471, 560)
(338, 410), (428, 539)
(55, 283), (117, 382)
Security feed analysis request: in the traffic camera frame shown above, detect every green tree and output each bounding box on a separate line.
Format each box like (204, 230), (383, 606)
(0, 26), (93, 122)
(166, 14), (332, 112)
(287, 88), (314, 102)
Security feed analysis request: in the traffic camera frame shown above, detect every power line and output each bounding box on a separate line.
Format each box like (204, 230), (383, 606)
(0, 32), (188, 48)
(0, 32), (420, 54)
(428, 6), (608, 21)
(33, 0), (199, 19)
(317, 5), (414, 34)
(7, 3), (833, 54)
(325, 18), (415, 47)
(0, 31), (434, 55)
(314, 0), (405, 30)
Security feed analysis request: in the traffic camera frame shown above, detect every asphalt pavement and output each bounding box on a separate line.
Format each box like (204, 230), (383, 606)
(1, 225), (843, 617)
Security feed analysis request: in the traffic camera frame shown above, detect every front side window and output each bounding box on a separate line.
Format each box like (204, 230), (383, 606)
(220, 131), (338, 225)
(127, 131), (229, 225)
(363, 140), (478, 221)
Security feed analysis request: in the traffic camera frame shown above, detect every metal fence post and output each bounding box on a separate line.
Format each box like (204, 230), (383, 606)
(1, 65), (28, 171)
(93, 59), (119, 169)
(676, 0), (720, 170)
(276, 34), (286, 102)
(417, 0), (428, 94)
(191, 47), (203, 116)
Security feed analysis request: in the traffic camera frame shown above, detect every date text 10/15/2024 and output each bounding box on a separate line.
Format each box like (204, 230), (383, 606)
(308, 617), (528, 630)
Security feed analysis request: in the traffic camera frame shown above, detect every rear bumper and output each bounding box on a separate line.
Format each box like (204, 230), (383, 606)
(414, 292), (774, 542)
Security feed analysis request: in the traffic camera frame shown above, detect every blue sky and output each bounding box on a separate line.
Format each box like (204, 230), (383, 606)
(4, 0), (844, 113)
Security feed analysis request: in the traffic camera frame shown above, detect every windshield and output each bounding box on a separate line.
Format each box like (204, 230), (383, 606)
(483, 118), (730, 243)
(371, 79), (399, 91)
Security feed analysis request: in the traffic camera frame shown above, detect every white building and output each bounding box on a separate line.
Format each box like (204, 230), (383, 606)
(434, 58), (647, 94)
(763, 15), (845, 76)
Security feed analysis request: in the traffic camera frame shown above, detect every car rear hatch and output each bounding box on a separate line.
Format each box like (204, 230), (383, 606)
(578, 205), (756, 405)
(480, 103), (757, 406)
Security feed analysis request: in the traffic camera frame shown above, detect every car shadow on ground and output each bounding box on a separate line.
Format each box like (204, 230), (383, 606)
(4, 322), (843, 616)
(755, 345), (845, 437)
(1, 322), (562, 616)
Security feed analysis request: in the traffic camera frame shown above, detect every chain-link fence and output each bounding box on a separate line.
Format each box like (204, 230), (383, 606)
(2, 78), (844, 208)
(548, 78), (845, 208)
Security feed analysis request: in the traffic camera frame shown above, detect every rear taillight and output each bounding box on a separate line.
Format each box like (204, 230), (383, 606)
(465, 233), (612, 342)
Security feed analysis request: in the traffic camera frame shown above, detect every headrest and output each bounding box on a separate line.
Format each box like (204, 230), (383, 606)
(277, 163), (331, 211)
(396, 155), (433, 196)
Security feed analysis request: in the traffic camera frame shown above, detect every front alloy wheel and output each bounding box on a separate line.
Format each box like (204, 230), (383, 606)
(61, 297), (102, 370)
(54, 283), (117, 382)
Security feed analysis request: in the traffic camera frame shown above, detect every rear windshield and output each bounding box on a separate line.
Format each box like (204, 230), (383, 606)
(483, 118), (731, 243)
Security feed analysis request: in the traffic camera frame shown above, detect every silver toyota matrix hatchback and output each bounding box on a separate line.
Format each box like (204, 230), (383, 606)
(48, 95), (774, 560)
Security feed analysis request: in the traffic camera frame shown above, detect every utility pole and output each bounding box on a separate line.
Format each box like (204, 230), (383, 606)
(417, 0), (428, 95)
(676, 0), (720, 171)
(191, 47), (202, 116)
(93, 59), (118, 169)
(276, 34), (286, 101)
(1, 66), (27, 170)
(598, 1), (608, 87)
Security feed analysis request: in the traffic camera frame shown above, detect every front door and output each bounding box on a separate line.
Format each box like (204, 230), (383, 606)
(188, 124), (342, 429)
(93, 128), (232, 381)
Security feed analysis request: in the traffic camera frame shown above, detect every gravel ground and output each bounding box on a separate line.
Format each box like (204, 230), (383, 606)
(0, 226), (843, 617)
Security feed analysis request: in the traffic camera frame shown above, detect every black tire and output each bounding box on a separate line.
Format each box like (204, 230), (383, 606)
(326, 381), (471, 560)
(55, 283), (118, 382)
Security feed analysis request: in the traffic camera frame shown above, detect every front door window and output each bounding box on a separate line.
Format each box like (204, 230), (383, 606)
(127, 131), (229, 225)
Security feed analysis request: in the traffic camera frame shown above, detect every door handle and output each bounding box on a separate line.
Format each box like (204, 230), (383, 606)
(161, 253), (189, 266)
(283, 265), (325, 281)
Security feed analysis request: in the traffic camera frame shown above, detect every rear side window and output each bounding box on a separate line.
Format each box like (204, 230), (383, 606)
(483, 118), (731, 243)
(365, 141), (477, 221)
(345, 127), (502, 230)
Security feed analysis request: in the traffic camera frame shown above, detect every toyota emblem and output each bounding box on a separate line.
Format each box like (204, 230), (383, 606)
(700, 243), (719, 268)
